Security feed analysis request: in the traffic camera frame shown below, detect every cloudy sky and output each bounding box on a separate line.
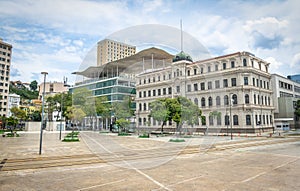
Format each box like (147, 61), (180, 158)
(0, 0), (299, 84)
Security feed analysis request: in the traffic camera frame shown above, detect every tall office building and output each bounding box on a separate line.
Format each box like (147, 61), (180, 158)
(0, 39), (12, 117)
(97, 39), (136, 66)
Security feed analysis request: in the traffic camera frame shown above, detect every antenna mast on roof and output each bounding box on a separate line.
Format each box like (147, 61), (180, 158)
(180, 19), (183, 52)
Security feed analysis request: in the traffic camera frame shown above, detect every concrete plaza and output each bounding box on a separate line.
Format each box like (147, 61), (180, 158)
(0, 131), (299, 190)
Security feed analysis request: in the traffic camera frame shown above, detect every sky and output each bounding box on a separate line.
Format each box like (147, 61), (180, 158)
(0, 0), (299, 85)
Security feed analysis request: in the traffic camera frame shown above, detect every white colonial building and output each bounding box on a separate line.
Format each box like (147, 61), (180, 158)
(8, 93), (20, 117)
(136, 51), (275, 134)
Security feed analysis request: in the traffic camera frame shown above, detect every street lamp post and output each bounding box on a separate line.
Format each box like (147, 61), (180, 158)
(59, 93), (63, 140)
(39, 72), (48, 155)
(230, 93), (233, 140)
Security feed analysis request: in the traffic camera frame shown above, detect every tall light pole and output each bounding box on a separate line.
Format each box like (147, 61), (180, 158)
(39, 72), (48, 155)
(59, 93), (63, 140)
(230, 93), (233, 140)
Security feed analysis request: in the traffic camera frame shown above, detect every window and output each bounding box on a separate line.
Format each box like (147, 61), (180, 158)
(223, 63), (226, 70)
(153, 77), (155, 82)
(143, 91), (146, 97)
(264, 81), (266, 89)
(176, 86), (180, 93)
(201, 97), (205, 107)
(233, 115), (239, 125)
(231, 78), (236, 86)
(158, 89), (161, 96)
(194, 68), (197, 75)
(261, 96), (264, 105)
(200, 67), (203, 74)
(246, 115), (251, 125)
(265, 96), (267, 105)
(187, 70), (190, 76)
(267, 82), (269, 89)
(225, 115), (229, 125)
(194, 83), (198, 91)
(208, 81), (212, 89)
(139, 92), (142, 98)
(244, 77), (248, 85)
(168, 87), (172, 94)
(254, 94), (256, 104)
(232, 94), (238, 105)
(208, 97), (213, 107)
(243, 58), (247, 67)
(209, 116), (213, 126)
(163, 88), (166, 95)
(139, 103), (142, 111)
(158, 76), (160, 81)
(216, 96), (221, 106)
(268, 97), (271, 106)
(253, 78), (255, 86)
(215, 65), (218, 71)
(223, 79), (228, 88)
(245, 94), (249, 104)
(201, 82), (205, 90)
(176, 69), (180, 76)
(143, 103), (147, 111)
(153, 90), (156, 96)
(208, 66), (211, 72)
(251, 60), (254, 67)
(215, 80), (220, 89)
(194, 98), (198, 106)
(260, 80), (262, 88)
(148, 90), (151, 97)
(231, 61), (235, 68)
(258, 95), (260, 104)
(187, 84), (191, 92)
(202, 116), (206, 125)
(217, 115), (221, 125)
(224, 95), (229, 106)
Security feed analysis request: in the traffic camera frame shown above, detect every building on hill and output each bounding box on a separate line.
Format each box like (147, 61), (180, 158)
(38, 81), (69, 99)
(0, 39), (12, 117)
(7, 93), (20, 117)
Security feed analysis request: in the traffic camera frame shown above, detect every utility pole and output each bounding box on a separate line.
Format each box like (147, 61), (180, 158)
(39, 72), (48, 155)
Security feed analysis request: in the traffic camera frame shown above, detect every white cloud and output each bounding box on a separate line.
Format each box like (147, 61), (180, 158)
(291, 53), (300, 68)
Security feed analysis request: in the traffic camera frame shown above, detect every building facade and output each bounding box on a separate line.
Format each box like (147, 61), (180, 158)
(287, 74), (300, 83)
(38, 81), (68, 99)
(7, 93), (20, 117)
(136, 51), (275, 133)
(97, 39), (136, 66)
(0, 39), (12, 116)
(271, 74), (300, 130)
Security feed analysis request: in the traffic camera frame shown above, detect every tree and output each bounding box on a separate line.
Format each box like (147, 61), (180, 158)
(10, 107), (27, 120)
(115, 118), (130, 132)
(29, 111), (41, 121)
(150, 97), (202, 134)
(6, 117), (18, 133)
(149, 99), (169, 134)
(65, 106), (86, 128)
(295, 100), (300, 117)
(111, 96), (134, 132)
(30, 80), (38, 91)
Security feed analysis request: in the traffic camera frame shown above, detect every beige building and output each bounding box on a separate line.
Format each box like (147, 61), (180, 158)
(136, 51), (275, 134)
(97, 39), (136, 66)
(0, 38), (12, 117)
(38, 82), (68, 99)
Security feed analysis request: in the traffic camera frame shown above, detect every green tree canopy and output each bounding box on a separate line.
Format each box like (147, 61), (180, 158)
(30, 80), (38, 91)
(10, 107), (27, 120)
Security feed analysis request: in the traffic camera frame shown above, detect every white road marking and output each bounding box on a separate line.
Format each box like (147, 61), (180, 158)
(77, 179), (125, 191)
(81, 132), (172, 191)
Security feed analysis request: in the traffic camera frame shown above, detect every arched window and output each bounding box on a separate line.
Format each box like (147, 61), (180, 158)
(224, 95), (229, 106)
(233, 115), (239, 125)
(258, 95), (260, 104)
(246, 115), (251, 125)
(208, 96), (213, 107)
(232, 94), (238, 105)
(225, 115), (229, 125)
(143, 103), (147, 111)
(201, 97), (206, 107)
(209, 116), (213, 125)
(216, 96), (221, 106)
(194, 98), (198, 106)
(187, 70), (190, 76)
(254, 94), (256, 104)
(139, 103), (142, 111)
(245, 94), (250, 104)
(217, 115), (221, 125)
(243, 58), (247, 66)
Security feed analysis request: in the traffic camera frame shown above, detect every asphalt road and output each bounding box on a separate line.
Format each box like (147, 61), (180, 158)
(0, 131), (299, 191)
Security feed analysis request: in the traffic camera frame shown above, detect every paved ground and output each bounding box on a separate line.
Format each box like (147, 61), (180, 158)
(0, 131), (299, 190)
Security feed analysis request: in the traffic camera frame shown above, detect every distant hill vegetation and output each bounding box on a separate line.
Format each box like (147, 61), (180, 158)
(9, 83), (39, 100)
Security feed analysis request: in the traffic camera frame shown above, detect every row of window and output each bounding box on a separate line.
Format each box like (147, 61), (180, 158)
(138, 114), (273, 127)
(0, 45), (11, 50)
(0, 51), (10, 56)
